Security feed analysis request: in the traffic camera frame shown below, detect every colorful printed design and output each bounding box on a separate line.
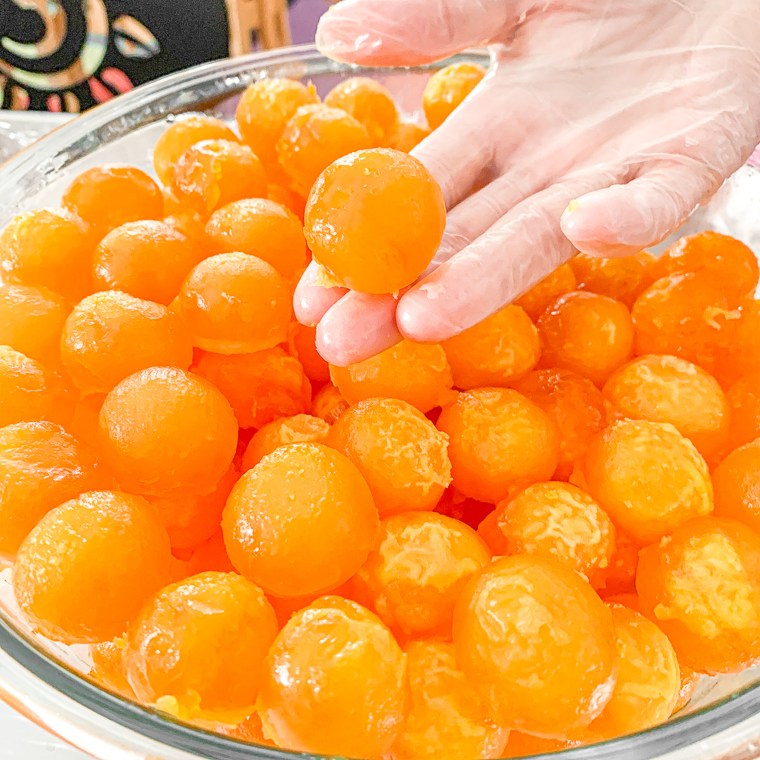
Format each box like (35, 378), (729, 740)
(112, 15), (159, 59)
(0, 0), (230, 112)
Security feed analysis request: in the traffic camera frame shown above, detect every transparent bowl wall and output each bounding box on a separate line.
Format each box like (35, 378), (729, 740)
(1, 44), (760, 760)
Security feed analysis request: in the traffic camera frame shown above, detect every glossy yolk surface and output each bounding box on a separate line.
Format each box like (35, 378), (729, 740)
(326, 397), (452, 516)
(305, 148), (445, 294)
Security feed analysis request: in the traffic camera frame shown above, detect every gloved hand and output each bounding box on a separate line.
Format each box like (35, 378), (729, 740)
(295, 0), (760, 365)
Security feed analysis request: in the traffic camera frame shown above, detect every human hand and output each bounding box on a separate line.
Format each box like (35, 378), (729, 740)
(295, 0), (760, 366)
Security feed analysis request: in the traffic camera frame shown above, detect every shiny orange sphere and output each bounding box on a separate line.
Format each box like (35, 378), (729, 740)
(453, 555), (617, 737)
(175, 252), (291, 354)
(637, 517), (760, 674)
(578, 419), (713, 544)
(125, 572), (277, 716)
(437, 388), (560, 503)
(63, 164), (163, 236)
(353, 511), (490, 638)
(222, 443), (379, 598)
(422, 62), (485, 129)
(153, 113), (238, 185)
(258, 596), (406, 757)
(305, 148), (445, 294)
(14, 491), (171, 643)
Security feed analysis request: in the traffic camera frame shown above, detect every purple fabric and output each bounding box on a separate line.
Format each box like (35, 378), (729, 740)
(289, 0), (329, 45)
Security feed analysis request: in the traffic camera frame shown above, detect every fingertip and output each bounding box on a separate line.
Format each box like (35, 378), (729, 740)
(395, 295), (427, 342)
(293, 263), (346, 326)
(315, 0), (446, 66)
(559, 193), (603, 243)
(560, 167), (712, 259)
(316, 292), (402, 365)
(560, 189), (653, 258)
(397, 282), (462, 343)
(315, 11), (384, 64)
(314, 318), (353, 367)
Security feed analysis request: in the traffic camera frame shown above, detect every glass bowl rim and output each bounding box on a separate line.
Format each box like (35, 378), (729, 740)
(0, 42), (759, 760)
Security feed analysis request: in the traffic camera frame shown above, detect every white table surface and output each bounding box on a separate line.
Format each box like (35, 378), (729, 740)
(0, 701), (90, 758)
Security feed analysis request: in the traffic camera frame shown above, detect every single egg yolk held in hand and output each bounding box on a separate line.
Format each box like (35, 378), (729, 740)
(305, 148), (446, 294)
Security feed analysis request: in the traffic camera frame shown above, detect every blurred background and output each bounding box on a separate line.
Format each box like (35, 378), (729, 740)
(0, 0), (332, 160)
(0, 0), (330, 112)
(291, 0), (332, 45)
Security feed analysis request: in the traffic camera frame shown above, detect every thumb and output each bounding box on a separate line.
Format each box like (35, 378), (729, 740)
(316, 0), (513, 66)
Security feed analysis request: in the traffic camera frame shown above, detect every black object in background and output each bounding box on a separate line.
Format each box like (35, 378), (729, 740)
(0, 0), (231, 112)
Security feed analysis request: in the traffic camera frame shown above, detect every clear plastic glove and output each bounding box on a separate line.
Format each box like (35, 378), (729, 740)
(295, 0), (760, 365)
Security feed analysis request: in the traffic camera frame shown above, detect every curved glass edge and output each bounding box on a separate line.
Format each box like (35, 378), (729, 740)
(0, 43), (759, 760)
(0, 616), (302, 760)
(2, 609), (760, 760)
(0, 44), (489, 216)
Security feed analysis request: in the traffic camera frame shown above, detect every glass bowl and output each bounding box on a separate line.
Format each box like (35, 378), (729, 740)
(0, 111), (71, 164)
(1, 43), (760, 760)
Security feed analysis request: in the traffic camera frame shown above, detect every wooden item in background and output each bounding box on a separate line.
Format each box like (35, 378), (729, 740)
(227, 0), (292, 54)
